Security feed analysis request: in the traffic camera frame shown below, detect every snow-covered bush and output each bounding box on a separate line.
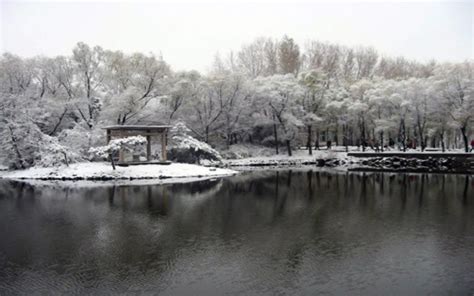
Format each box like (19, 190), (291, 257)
(89, 136), (147, 169)
(0, 122), (39, 169)
(58, 123), (103, 156)
(262, 135), (278, 147)
(0, 119), (83, 169)
(220, 144), (274, 159)
(168, 122), (223, 164)
(35, 135), (83, 167)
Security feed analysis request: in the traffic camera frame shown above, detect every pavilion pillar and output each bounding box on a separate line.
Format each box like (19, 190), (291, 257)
(146, 130), (151, 161)
(118, 130), (124, 162)
(119, 149), (124, 162)
(161, 132), (167, 161)
(106, 129), (111, 143)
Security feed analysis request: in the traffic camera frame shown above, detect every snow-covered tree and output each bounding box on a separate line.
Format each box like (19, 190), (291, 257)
(254, 74), (304, 155)
(168, 122), (223, 164)
(348, 79), (374, 150)
(72, 42), (105, 128)
(278, 35), (301, 76)
(101, 50), (170, 125)
(161, 71), (200, 124)
(299, 69), (329, 150)
(432, 63), (474, 152)
(1, 39), (473, 171)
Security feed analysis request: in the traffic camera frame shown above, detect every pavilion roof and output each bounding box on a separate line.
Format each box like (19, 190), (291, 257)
(104, 125), (171, 131)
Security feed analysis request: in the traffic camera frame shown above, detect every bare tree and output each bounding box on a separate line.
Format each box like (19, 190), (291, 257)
(278, 35), (301, 76)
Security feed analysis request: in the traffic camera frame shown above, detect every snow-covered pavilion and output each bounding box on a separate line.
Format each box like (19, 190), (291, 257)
(104, 123), (171, 165)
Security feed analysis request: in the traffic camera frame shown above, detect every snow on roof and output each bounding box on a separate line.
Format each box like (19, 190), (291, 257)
(104, 125), (171, 131)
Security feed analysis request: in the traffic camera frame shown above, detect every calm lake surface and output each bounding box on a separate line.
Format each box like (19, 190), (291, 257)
(0, 170), (473, 295)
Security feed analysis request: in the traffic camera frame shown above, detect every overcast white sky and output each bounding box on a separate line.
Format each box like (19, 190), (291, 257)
(1, 0), (473, 72)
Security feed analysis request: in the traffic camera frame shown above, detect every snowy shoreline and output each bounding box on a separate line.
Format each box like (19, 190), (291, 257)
(0, 162), (238, 182)
(1, 149), (472, 184)
(223, 149), (474, 173)
(224, 150), (355, 167)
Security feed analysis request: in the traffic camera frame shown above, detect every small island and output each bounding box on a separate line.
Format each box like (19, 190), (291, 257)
(1, 162), (236, 181)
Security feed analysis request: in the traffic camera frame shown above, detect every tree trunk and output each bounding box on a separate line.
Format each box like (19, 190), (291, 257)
(345, 126), (349, 152)
(109, 152), (115, 171)
(273, 122), (279, 155)
(110, 152), (116, 170)
(61, 151), (69, 167)
(307, 125), (312, 155)
(460, 125), (469, 152)
(348, 127), (354, 146)
(399, 118), (406, 152)
(440, 132), (445, 152)
(226, 130), (231, 149)
(7, 125), (25, 169)
(380, 131), (384, 152)
(50, 108), (68, 136)
(286, 140), (292, 156)
(39, 78), (46, 98)
(225, 116), (232, 149)
(326, 127), (331, 150)
(342, 124), (349, 152)
(416, 121), (426, 152)
(315, 129), (320, 150)
(360, 117), (366, 152)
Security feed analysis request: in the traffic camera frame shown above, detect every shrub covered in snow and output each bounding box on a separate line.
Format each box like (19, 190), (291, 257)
(1, 117), (83, 169)
(89, 136), (147, 169)
(168, 122), (223, 164)
(35, 135), (83, 167)
(220, 144), (275, 159)
(58, 123), (103, 156)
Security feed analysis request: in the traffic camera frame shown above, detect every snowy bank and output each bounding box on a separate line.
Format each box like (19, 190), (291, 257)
(0, 177), (228, 188)
(225, 150), (356, 168)
(1, 162), (237, 181)
(223, 148), (474, 173)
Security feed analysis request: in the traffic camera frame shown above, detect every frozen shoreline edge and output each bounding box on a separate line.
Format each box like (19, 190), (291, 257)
(0, 162), (239, 184)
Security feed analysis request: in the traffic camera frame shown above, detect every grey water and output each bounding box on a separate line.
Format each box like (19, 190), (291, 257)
(0, 170), (473, 295)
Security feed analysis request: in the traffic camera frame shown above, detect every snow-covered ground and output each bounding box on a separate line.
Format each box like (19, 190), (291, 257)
(222, 144), (360, 160)
(1, 146), (469, 183)
(225, 149), (355, 167)
(349, 149), (471, 154)
(222, 145), (472, 169)
(1, 162), (237, 181)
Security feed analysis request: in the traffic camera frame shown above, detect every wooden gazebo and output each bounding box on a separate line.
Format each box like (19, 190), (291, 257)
(104, 124), (171, 165)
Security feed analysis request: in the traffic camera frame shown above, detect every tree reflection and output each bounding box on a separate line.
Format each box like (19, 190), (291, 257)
(418, 174), (425, 209)
(307, 170), (314, 201)
(0, 171), (472, 293)
(400, 174), (407, 211)
(462, 175), (469, 205)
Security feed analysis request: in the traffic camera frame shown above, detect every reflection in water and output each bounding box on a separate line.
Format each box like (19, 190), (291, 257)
(0, 171), (473, 295)
(463, 175), (469, 205)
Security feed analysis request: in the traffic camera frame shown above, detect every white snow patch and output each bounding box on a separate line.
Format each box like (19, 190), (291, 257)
(225, 149), (353, 167)
(1, 162), (237, 181)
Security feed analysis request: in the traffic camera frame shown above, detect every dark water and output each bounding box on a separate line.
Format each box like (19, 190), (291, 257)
(0, 170), (473, 295)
